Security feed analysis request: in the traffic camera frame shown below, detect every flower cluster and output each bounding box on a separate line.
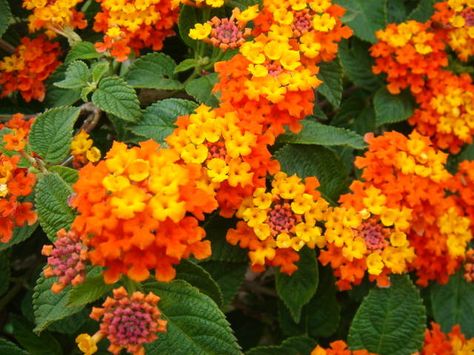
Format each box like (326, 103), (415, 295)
(0, 114), (37, 243)
(42, 229), (87, 293)
(421, 322), (474, 354)
(93, 0), (179, 61)
(319, 185), (415, 290)
(227, 172), (329, 274)
(345, 131), (472, 287)
(0, 36), (61, 102)
(22, 0), (87, 37)
(70, 130), (101, 168)
(71, 140), (216, 283)
(77, 287), (167, 354)
(311, 341), (375, 355)
(433, 0), (474, 61)
(450, 160), (474, 230)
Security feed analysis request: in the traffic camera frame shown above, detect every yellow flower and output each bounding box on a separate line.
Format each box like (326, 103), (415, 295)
(234, 5), (259, 22)
(205, 0), (224, 7)
(76, 333), (100, 355)
(189, 23), (212, 40)
(149, 194), (186, 222)
(181, 143), (208, 164)
(291, 194), (313, 214)
(102, 174), (130, 192)
(206, 158), (229, 183)
(252, 188), (273, 209)
(110, 186), (148, 219)
(390, 231), (409, 247)
(86, 147), (101, 163)
(363, 186), (386, 215)
(366, 253), (384, 275)
(71, 131), (93, 155)
(127, 159), (150, 182)
(312, 13), (336, 32)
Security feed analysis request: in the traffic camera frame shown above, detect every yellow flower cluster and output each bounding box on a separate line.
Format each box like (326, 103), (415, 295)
(439, 207), (472, 258)
(166, 105), (256, 188)
(445, 0), (474, 61)
(70, 131), (101, 167)
(23, 0), (86, 36)
(236, 172), (329, 252)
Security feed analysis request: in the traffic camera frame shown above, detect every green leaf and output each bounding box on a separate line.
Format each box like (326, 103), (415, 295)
(91, 61), (110, 83)
(373, 87), (415, 126)
(176, 260), (224, 307)
(0, 252), (10, 296)
(65, 41), (101, 65)
(175, 58), (199, 73)
(178, 6), (199, 49)
(431, 270), (474, 337)
(201, 261), (248, 308)
(334, 0), (387, 43)
(11, 316), (62, 355)
(33, 271), (84, 334)
(48, 166), (79, 185)
(279, 267), (341, 339)
(35, 173), (75, 241)
(408, 0), (436, 22)
(339, 39), (383, 91)
(54, 61), (91, 90)
(0, 223), (38, 251)
(45, 309), (88, 335)
(144, 280), (240, 354)
(205, 216), (248, 263)
(125, 53), (183, 90)
(275, 247), (318, 323)
(68, 274), (113, 308)
(278, 120), (366, 149)
(45, 66), (81, 107)
(0, 338), (28, 355)
(130, 98), (197, 144)
(386, 0), (408, 23)
(348, 275), (426, 355)
(92, 76), (142, 122)
(317, 59), (343, 107)
(276, 144), (349, 204)
(0, 0), (12, 37)
(29, 107), (80, 164)
(246, 336), (316, 355)
(185, 73), (219, 107)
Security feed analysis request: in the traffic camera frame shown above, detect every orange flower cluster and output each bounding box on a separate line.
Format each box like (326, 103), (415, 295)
(227, 172), (329, 274)
(77, 287), (167, 354)
(345, 131), (472, 287)
(93, 0), (179, 61)
(421, 322), (474, 354)
(320, 185), (415, 290)
(0, 114), (37, 243)
(311, 341), (375, 355)
(433, 0), (474, 61)
(23, 0), (87, 37)
(71, 140), (217, 283)
(0, 36), (61, 102)
(409, 71), (474, 153)
(214, 0), (352, 136)
(370, 21), (448, 95)
(449, 160), (474, 229)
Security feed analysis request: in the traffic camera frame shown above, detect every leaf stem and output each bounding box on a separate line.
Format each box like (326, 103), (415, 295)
(0, 39), (15, 54)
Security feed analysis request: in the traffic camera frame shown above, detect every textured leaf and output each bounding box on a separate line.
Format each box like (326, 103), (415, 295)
(334, 0), (387, 43)
(45, 309), (88, 335)
(35, 173), (75, 241)
(431, 270), (474, 337)
(201, 260), (248, 308)
(65, 41), (101, 64)
(126, 53), (182, 90)
(48, 166), (79, 185)
(275, 248), (318, 323)
(68, 272), (113, 307)
(45, 66), (81, 107)
(0, 252), (10, 296)
(175, 58), (199, 73)
(144, 280), (241, 354)
(279, 267), (341, 338)
(0, 338), (28, 355)
(0, 223), (38, 251)
(130, 98), (197, 143)
(92, 76), (142, 122)
(185, 74), (219, 107)
(91, 61), (110, 83)
(29, 106), (81, 164)
(0, 0), (12, 37)
(386, 0), (408, 23)
(205, 216), (248, 263)
(276, 144), (349, 204)
(339, 39), (383, 91)
(246, 336), (316, 355)
(54, 61), (91, 90)
(178, 6), (199, 49)
(408, 0), (436, 22)
(317, 60), (343, 107)
(348, 275), (426, 355)
(176, 260), (224, 307)
(33, 271), (84, 334)
(374, 87), (415, 126)
(11, 316), (62, 355)
(279, 120), (366, 149)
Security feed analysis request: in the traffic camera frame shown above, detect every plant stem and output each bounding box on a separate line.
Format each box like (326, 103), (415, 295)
(0, 39), (15, 54)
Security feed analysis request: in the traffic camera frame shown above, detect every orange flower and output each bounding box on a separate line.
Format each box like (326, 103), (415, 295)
(421, 322), (474, 354)
(0, 36), (61, 102)
(311, 340), (376, 355)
